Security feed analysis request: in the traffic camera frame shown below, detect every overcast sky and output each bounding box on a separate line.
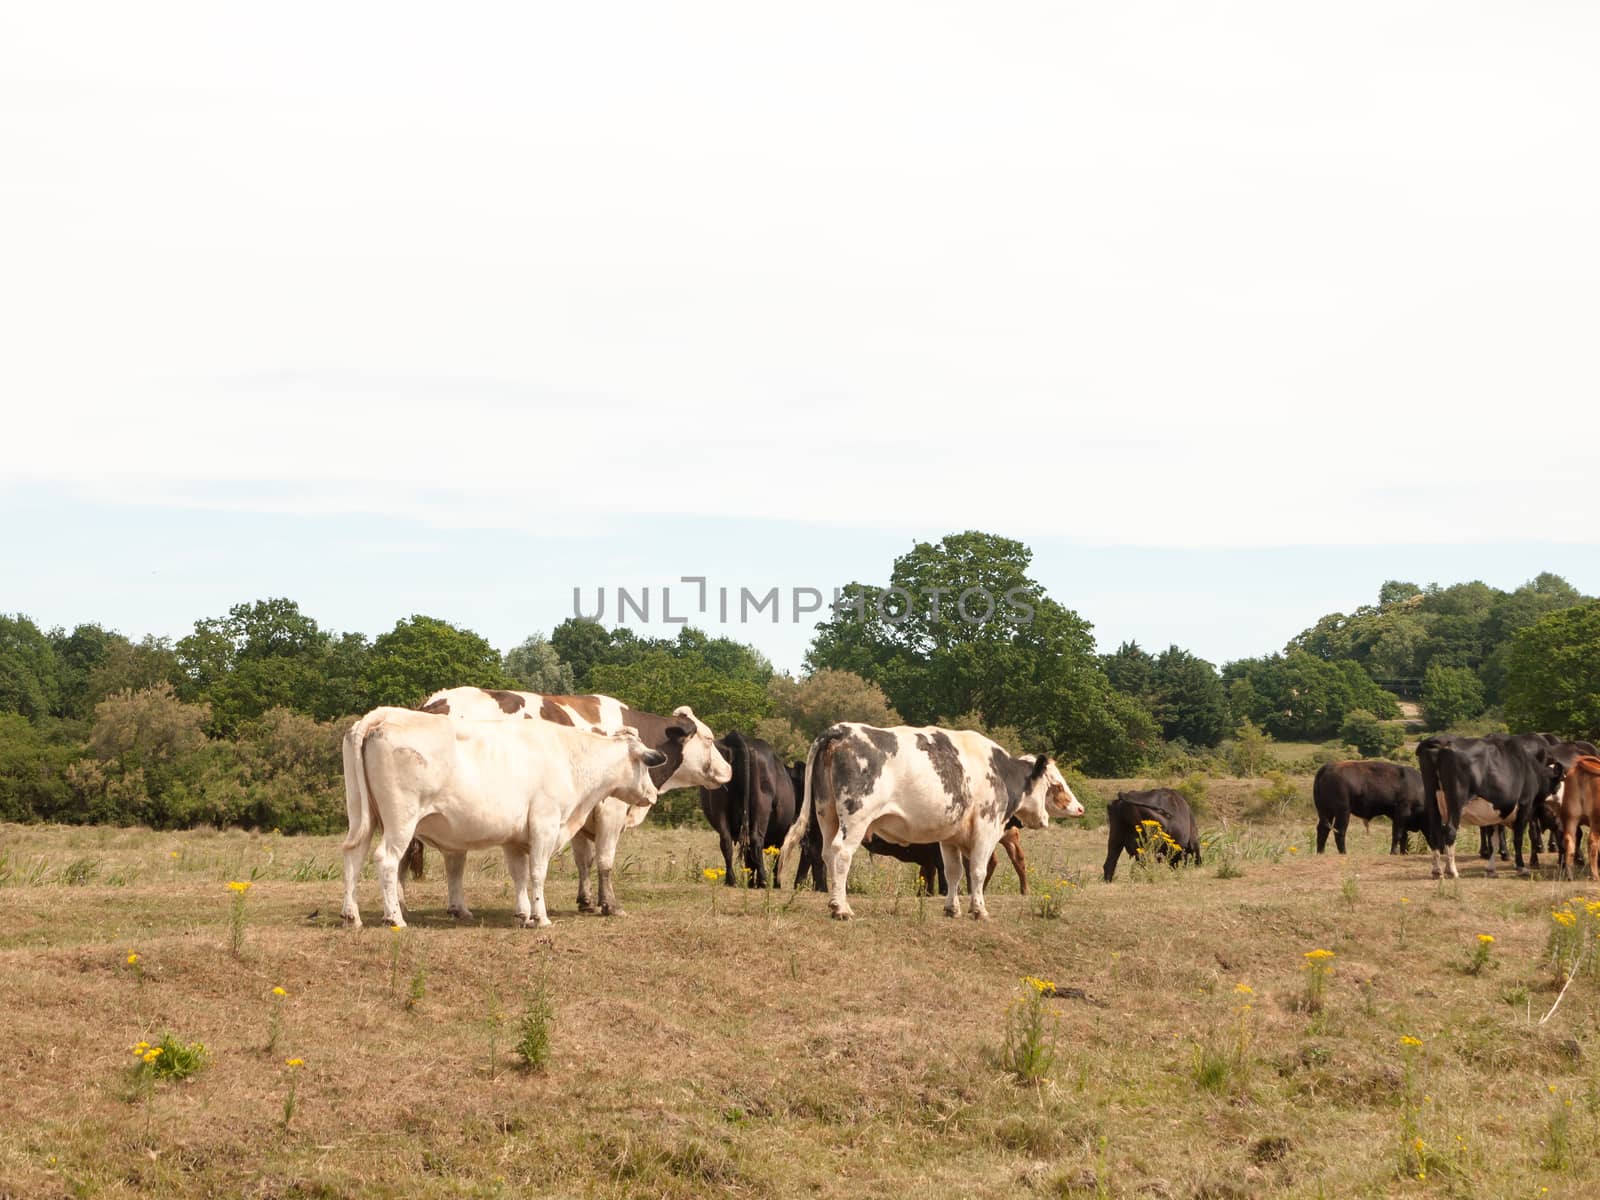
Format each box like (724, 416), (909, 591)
(3, 3), (1597, 671)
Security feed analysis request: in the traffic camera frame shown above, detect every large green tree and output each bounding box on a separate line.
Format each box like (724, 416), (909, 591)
(503, 635), (576, 694)
(361, 615), (510, 708)
(805, 531), (1156, 773)
(1223, 649), (1399, 741)
(1504, 601), (1600, 740)
(0, 614), (61, 721)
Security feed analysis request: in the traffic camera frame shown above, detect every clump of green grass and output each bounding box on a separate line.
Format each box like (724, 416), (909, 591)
(405, 962), (427, 1013)
(1340, 871), (1359, 907)
(129, 1034), (207, 1083)
(282, 1057), (305, 1128)
(1541, 1084), (1573, 1171)
(1463, 933), (1495, 976)
(1299, 949), (1335, 1014)
(62, 856), (100, 886)
(515, 975), (554, 1071)
(225, 880), (252, 957)
(999, 978), (1057, 1085)
(1191, 982), (1254, 1094)
(266, 985), (288, 1052)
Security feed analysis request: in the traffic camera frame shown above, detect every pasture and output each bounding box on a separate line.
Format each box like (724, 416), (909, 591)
(2, 788), (1599, 1200)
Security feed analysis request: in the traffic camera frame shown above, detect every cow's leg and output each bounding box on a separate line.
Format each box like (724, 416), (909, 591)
(373, 823), (419, 929)
(1586, 821), (1599, 884)
(823, 817), (859, 920)
(503, 844), (536, 927)
(341, 825), (374, 928)
(1514, 810), (1534, 877)
(1103, 832), (1124, 884)
(936, 842), (965, 918)
(1333, 811), (1350, 855)
(442, 850), (472, 920)
(1000, 827), (1027, 894)
(1315, 811), (1332, 854)
(1561, 820), (1578, 883)
(964, 832), (1001, 920)
(715, 819), (738, 887)
(590, 800), (631, 917)
(572, 828), (597, 913)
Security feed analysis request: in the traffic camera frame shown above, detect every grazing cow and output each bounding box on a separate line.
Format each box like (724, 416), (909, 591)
(1552, 755), (1600, 882)
(699, 730), (807, 888)
(417, 687), (731, 916)
(1416, 733), (1563, 878)
(1103, 789), (1202, 882)
(860, 821), (1029, 896)
(340, 709), (663, 928)
(1313, 761), (1427, 855)
(777, 723), (1083, 920)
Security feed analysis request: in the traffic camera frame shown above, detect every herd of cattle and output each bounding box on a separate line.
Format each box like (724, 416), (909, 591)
(336, 687), (1600, 929)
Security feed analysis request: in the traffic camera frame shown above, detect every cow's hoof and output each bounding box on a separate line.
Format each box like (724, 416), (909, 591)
(448, 906), (473, 921)
(383, 917), (406, 930)
(341, 911), (360, 928)
(830, 909), (854, 921)
(1430, 868), (1442, 879)
(575, 898), (596, 914)
(1518, 868), (1532, 879)
(943, 908), (959, 919)
(970, 909), (991, 921)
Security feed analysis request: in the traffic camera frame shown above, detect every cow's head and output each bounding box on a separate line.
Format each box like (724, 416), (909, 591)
(662, 706), (734, 788)
(610, 727), (667, 808)
(1012, 755), (1085, 828)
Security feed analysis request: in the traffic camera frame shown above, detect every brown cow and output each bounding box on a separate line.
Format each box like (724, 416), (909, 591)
(1555, 755), (1600, 882)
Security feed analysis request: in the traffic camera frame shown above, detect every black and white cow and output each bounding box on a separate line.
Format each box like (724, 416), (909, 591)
(1313, 760), (1427, 855)
(777, 723), (1083, 920)
(1416, 733), (1564, 878)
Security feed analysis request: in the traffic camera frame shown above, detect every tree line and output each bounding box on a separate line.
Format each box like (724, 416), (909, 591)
(2, 531), (1597, 832)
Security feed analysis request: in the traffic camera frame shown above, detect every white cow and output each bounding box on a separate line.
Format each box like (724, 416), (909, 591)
(417, 687), (732, 916)
(778, 722), (1084, 920)
(340, 708), (664, 929)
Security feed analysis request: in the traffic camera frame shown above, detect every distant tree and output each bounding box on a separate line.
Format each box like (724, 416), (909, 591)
(85, 635), (182, 709)
(1378, 580), (1423, 606)
(88, 682), (211, 768)
(1420, 663), (1486, 731)
(1504, 601), (1600, 741)
(1226, 718), (1276, 777)
(767, 669), (901, 742)
(805, 531), (1156, 774)
(177, 598), (333, 732)
(0, 614), (61, 721)
(1339, 709), (1403, 758)
(588, 649), (770, 733)
(1223, 650), (1398, 741)
(0, 712), (76, 821)
(362, 615), (509, 708)
(550, 619), (623, 688)
(1149, 646), (1230, 747)
(1101, 641), (1156, 699)
(503, 635), (576, 694)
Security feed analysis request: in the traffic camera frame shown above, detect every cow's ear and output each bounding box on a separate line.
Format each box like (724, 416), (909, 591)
(665, 723), (691, 742)
(1027, 754), (1050, 784)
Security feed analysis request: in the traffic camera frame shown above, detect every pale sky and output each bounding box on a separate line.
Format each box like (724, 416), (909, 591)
(3, 4), (1597, 671)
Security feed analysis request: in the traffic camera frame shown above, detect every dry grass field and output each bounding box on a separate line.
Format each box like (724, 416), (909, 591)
(3, 785), (1599, 1199)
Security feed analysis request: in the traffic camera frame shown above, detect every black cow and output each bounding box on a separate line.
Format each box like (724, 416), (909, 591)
(787, 761), (827, 890)
(1103, 789), (1202, 882)
(1313, 760), (1426, 854)
(859, 821), (1029, 897)
(1482, 736), (1598, 860)
(699, 731), (807, 888)
(1417, 733), (1565, 878)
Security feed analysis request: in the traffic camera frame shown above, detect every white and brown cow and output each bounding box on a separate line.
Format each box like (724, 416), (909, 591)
(340, 708), (664, 929)
(417, 687), (731, 916)
(777, 722), (1084, 920)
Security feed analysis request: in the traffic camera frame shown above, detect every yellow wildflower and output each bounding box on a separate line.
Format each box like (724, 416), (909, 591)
(272, 986), (287, 997)
(1398, 1035), (1423, 1048)
(227, 880), (251, 894)
(1235, 983), (1254, 995)
(1288, 846), (1298, 854)
(702, 867), (726, 882)
(1303, 949), (1336, 962)
(285, 1057), (304, 1068)
(126, 953), (139, 965)
(1021, 976), (1055, 995)
(1552, 909), (1576, 928)
(1477, 933), (1494, 945)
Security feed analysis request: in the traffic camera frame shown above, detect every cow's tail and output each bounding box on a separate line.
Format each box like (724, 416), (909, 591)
(339, 712), (383, 854)
(778, 732), (829, 887)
